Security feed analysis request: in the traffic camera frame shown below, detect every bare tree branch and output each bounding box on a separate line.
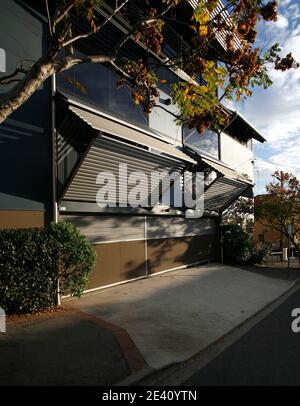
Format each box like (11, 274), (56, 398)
(0, 67), (27, 84)
(45, 0), (53, 36)
(62, 0), (130, 48)
(55, 54), (116, 73)
(53, 2), (74, 32)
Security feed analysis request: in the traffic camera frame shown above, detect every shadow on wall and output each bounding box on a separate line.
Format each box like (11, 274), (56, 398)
(0, 2), (51, 210)
(61, 214), (218, 287)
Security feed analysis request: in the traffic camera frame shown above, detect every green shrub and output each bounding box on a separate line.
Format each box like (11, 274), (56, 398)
(222, 224), (270, 265)
(0, 222), (96, 314)
(48, 221), (96, 297)
(222, 224), (251, 264)
(237, 244), (271, 265)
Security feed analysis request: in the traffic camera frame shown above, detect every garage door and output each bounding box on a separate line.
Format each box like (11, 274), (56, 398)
(62, 214), (218, 291)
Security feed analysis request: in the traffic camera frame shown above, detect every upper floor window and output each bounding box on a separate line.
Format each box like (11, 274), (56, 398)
(149, 90), (182, 144)
(57, 53), (148, 128)
(183, 127), (219, 159)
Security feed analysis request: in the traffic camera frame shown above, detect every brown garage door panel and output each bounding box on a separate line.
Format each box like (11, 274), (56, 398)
(87, 243), (121, 289)
(120, 240), (146, 281)
(0, 210), (45, 229)
(148, 235), (216, 275)
(87, 240), (147, 290)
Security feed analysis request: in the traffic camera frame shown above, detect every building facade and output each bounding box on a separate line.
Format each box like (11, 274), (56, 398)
(0, 0), (265, 291)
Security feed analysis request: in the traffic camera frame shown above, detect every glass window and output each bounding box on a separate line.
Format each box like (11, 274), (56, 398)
(183, 127), (219, 159)
(149, 90), (181, 143)
(57, 52), (148, 127)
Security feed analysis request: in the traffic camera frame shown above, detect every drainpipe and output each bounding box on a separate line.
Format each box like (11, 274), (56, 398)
(51, 74), (58, 224)
(144, 216), (148, 277)
(219, 212), (224, 265)
(51, 74), (61, 305)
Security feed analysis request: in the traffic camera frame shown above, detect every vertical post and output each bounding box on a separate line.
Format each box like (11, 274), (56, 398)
(288, 234), (291, 271)
(51, 74), (58, 224)
(219, 212), (224, 264)
(287, 224), (293, 271)
(280, 171), (284, 251)
(144, 216), (148, 277)
(51, 74), (60, 306)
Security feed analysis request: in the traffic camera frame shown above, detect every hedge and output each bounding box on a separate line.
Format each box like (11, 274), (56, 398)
(0, 221), (96, 314)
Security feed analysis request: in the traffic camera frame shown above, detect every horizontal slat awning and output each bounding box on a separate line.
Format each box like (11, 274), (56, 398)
(201, 156), (253, 185)
(204, 177), (248, 212)
(64, 136), (186, 206)
(69, 105), (197, 164)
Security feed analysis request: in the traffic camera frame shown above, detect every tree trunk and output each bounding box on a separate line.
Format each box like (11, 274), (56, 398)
(0, 51), (57, 124)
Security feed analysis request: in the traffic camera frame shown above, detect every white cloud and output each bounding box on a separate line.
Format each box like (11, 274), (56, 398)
(274, 14), (289, 29)
(229, 2), (300, 194)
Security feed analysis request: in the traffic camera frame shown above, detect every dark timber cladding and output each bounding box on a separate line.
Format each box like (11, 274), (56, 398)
(62, 215), (217, 290)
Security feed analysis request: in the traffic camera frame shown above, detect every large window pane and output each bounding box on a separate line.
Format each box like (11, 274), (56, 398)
(183, 127), (219, 159)
(149, 90), (181, 143)
(57, 55), (148, 127)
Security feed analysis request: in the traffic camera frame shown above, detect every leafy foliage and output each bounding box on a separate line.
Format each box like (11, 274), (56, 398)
(222, 224), (251, 263)
(0, 222), (96, 314)
(48, 221), (96, 297)
(0, 0), (298, 129)
(222, 196), (254, 235)
(222, 223), (269, 265)
(255, 171), (300, 251)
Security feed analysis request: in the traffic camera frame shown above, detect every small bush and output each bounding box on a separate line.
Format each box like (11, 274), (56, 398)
(237, 244), (271, 265)
(222, 224), (270, 265)
(48, 221), (96, 297)
(222, 224), (251, 264)
(0, 222), (96, 314)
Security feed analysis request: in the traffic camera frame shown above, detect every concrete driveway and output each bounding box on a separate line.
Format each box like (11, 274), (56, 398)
(66, 264), (294, 370)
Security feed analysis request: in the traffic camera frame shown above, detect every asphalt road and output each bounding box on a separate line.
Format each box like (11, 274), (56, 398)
(185, 286), (300, 386)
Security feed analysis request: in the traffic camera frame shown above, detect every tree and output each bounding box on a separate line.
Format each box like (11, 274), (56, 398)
(222, 196), (254, 235)
(255, 171), (300, 259)
(0, 0), (298, 128)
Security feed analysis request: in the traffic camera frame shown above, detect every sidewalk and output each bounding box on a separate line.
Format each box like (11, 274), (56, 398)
(66, 263), (296, 373)
(0, 308), (133, 386)
(1, 263), (297, 386)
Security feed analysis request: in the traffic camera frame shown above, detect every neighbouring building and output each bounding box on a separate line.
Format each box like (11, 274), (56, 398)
(254, 194), (288, 250)
(0, 0), (265, 292)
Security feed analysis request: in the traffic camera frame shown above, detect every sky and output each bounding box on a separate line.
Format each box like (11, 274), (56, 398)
(227, 0), (300, 195)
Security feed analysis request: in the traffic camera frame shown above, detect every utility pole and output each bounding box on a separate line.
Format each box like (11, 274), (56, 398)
(280, 171), (284, 254)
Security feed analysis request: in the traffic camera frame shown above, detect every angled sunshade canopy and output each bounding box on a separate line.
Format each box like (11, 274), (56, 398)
(193, 155), (253, 213)
(204, 177), (249, 212)
(69, 104), (197, 164)
(222, 106), (266, 143)
(63, 136), (187, 207)
(201, 156), (253, 185)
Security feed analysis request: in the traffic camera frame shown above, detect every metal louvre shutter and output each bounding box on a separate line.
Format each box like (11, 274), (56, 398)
(69, 105), (196, 164)
(147, 217), (217, 240)
(63, 215), (145, 243)
(64, 136), (186, 205)
(205, 177), (248, 212)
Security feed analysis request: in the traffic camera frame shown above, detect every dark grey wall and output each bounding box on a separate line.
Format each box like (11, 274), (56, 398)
(0, 0), (52, 211)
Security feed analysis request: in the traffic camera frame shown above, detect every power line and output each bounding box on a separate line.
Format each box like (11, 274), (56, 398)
(254, 157), (300, 171)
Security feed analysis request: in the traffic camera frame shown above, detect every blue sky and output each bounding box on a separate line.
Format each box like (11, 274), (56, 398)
(227, 0), (300, 194)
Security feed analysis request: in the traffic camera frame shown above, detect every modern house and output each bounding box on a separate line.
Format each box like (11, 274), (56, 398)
(0, 0), (265, 291)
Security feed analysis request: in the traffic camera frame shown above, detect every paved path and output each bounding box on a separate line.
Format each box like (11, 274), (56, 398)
(0, 309), (131, 386)
(185, 285), (300, 386)
(67, 264), (294, 370)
